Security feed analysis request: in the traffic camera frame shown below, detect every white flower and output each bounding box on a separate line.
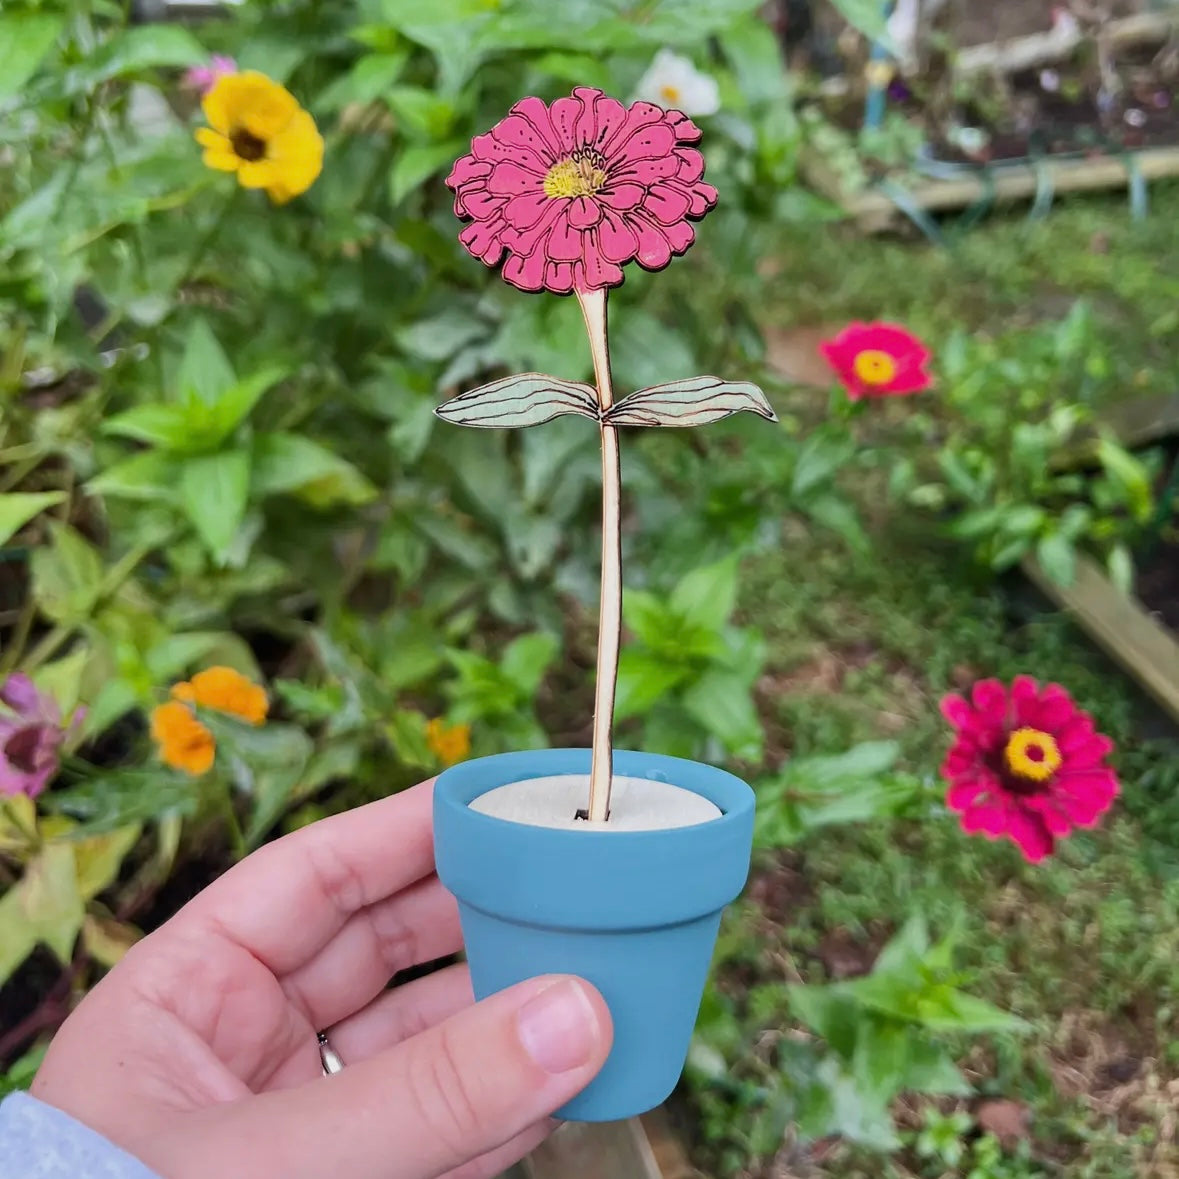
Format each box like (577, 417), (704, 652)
(633, 49), (720, 117)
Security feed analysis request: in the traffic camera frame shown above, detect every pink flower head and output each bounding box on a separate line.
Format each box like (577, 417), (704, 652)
(0, 674), (82, 799)
(819, 321), (933, 400)
(940, 676), (1119, 863)
(445, 86), (718, 294)
(184, 55), (237, 95)
(0, 679), (81, 797)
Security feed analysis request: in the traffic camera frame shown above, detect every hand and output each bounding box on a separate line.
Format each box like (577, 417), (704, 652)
(31, 780), (612, 1179)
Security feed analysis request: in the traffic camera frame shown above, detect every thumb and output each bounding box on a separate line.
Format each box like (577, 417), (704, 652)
(181, 976), (611, 1179)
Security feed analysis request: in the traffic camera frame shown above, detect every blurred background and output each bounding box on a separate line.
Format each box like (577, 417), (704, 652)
(2, 1), (1179, 1175)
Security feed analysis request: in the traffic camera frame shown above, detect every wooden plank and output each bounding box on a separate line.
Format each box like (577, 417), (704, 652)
(639, 1107), (701, 1179)
(1023, 553), (1179, 724)
(801, 146), (1179, 234)
(523, 1118), (663, 1179)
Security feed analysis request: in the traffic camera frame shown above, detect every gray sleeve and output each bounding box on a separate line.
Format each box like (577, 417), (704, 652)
(0, 1092), (162, 1179)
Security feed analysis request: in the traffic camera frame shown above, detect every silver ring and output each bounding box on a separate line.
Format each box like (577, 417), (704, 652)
(318, 1030), (344, 1076)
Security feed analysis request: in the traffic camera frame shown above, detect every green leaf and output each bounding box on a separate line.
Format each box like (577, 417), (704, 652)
(605, 377), (776, 428)
(385, 85), (458, 138)
(17, 843), (85, 964)
(0, 13), (64, 99)
(803, 495), (870, 553)
(792, 433), (855, 496)
(0, 889), (36, 989)
(670, 556), (740, 632)
(435, 373), (599, 429)
(390, 139), (467, 204)
(206, 367), (287, 443)
(180, 450), (251, 562)
(69, 826), (142, 902)
(32, 647), (90, 720)
(500, 632), (559, 695)
(1107, 544), (1134, 595)
(49, 771), (198, 835)
(788, 985), (861, 1058)
(683, 669), (763, 758)
(217, 722), (314, 847)
(828, 0), (895, 47)
(85, 24), (207, 83)
(177, 318), (237, 406)
(87, 450), (178, 501)
(102, 403), (193, 450)
(615, 650), (689, 719)
(30, 523), (104, 624)
(1035, 532), (1076, 587)
(252, 433), (377, 508)
(0, 491), (66, 546)
(315, 50), (410, 113)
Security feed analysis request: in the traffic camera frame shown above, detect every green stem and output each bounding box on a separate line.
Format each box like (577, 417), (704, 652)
(219, 785), (247, 861)
(20, 534), (165, 674)
(175, 187), (241, 295)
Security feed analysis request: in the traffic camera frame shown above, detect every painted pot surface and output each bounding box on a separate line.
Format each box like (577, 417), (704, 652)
(433, 748), (755, 1121)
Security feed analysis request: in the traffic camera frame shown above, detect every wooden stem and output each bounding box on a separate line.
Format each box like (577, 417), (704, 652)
(575, 286), (620, 825)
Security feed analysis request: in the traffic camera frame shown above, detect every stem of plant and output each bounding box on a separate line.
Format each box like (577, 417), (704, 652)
(575, 286), (621, 824)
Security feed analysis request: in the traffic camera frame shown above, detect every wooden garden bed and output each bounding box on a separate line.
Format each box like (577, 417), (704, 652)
(1023, 550), (1179, 725)
(803, 144), (1179, 234)
(801, 10), (1179, 233)
(502, 1108), (696, 1179)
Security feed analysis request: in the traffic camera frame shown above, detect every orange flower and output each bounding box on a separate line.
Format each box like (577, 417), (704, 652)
(150, 701), (216, 776)
(426, 718), (471, 767)
(171, 666), (268, 726)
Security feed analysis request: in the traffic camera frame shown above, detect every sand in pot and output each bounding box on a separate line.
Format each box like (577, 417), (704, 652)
(469, 774), (721, 831)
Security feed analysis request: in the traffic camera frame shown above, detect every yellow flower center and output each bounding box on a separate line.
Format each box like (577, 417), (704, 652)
(659, 83), (682, 105)
(231, 128), (267, 161)
(852, 349), (898, 386)
(1004, 728), (1062, 783)
(543, 148), (607, 199)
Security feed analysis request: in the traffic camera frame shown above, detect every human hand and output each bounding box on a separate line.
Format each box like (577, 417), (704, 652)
(31, 780), (612, 1179)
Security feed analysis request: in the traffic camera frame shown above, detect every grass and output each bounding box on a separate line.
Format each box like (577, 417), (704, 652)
(687, 187), (1179, 1178)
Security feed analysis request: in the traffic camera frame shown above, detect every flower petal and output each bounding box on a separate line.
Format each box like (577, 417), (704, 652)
(502, 251), (548, 292)
(567, 195), (602, 229)
(0, 674), (43, 717)
(488, 160), (545, 198)
(600, 181), (644, 211)
(596, 208), (640, 264)
(1005, 810), (1055, 862)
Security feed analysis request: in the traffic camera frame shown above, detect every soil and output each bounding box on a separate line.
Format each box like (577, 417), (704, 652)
(952, 0), (1148, 48)
(1136, 534), (1179, 632)
(1135, 446), (1179, 633)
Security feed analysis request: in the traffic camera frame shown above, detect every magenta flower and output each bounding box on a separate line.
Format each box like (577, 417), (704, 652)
(940, 676), (1119, 863)
(445, 86), (718, 294)
(0, 674), (82, 799)
(183, 55), (237, 95)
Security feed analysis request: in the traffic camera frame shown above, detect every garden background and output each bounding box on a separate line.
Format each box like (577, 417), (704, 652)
(2, 1), (1179, 1175)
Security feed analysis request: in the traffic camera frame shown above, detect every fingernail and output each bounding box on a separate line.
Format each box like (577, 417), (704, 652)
(517, 979), (600, 1074)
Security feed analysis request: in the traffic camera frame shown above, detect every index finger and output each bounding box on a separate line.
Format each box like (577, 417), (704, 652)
(167, 778), (439, 975)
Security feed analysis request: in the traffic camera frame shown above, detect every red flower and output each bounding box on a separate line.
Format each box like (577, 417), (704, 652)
(940, 676), (1119, 863)
(445, 86), (717, 295)
(819, 321), (933, 400)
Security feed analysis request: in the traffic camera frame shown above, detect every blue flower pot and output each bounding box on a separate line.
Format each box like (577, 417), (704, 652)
(433, 748), (755, 1122)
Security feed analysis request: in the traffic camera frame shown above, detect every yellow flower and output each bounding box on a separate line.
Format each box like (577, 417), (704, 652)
(426, 718), (471, 767)
(150, 701), (216, 776)
(171, 666), (268, 726)
(194, 70), (323, 204)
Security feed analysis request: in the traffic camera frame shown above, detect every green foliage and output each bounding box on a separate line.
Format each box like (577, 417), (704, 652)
(892, 302), (1160, 586)
(616, 556), (766, 760)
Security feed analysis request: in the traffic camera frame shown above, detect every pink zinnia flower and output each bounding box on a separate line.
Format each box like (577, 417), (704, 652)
(940, 676), (1119, 863)
(819, 321), (933, 400)
(445, 86), (718, 294)
(184, 55), (237, 95)
(0, 674), (83, 799)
